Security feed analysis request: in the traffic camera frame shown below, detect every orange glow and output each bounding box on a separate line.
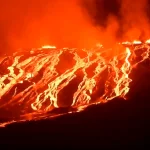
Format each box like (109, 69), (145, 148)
(122, 40), (142, 45)
(0, 0), (150, 54)
(0, 0), (102, 52)
(42, 45), (56, 49)
(133, 40), (142, 44)
(122, 41), (131, 45)
(145, 39), (150, 44)
(120, 0), (150, 41)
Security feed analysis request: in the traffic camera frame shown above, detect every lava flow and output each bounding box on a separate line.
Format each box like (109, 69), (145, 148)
(0, 40), (150, 127)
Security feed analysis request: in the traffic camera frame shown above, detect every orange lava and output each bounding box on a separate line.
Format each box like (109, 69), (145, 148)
(0, 41), (149, 127)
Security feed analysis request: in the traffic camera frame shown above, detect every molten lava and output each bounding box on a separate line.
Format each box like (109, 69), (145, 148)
(0, 41), (149, 127)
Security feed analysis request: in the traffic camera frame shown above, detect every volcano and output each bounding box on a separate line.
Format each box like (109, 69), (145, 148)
(0, 42), (149, 147)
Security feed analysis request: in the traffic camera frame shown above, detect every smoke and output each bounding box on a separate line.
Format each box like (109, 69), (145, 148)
(0, 0), (150, 55)
(0, 0), (101, 54)
(120, 0), (150, 41)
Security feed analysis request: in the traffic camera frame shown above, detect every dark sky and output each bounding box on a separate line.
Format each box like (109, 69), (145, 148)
(0, 0), (150, 55)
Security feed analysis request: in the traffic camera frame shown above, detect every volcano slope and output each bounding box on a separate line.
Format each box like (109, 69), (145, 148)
(0, 45), (149, 147)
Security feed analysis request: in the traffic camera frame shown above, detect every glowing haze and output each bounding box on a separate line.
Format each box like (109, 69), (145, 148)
(0, 0), (150, 54)
(120, 0), (150, 41)
(0, 0), (100, 52)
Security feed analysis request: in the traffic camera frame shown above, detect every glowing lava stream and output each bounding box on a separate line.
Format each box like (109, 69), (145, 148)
(0, 41), (149, 127)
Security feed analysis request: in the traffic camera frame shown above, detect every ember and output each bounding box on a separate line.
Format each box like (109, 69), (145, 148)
(0, 41), (149, 127)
